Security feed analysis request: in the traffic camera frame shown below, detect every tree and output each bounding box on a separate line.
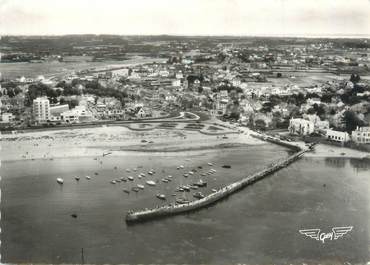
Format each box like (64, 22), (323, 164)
(350, 74), (361, 84)
(342, 110), (365, 133)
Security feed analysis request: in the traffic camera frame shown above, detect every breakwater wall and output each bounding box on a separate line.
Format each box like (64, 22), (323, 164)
(125, 145), (311, 223)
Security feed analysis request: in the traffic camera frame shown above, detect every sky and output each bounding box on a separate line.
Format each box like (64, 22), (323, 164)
(0, 0), (370, 37)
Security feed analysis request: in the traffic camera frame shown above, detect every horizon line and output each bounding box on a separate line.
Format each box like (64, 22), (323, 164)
(1, 33), (370, 40)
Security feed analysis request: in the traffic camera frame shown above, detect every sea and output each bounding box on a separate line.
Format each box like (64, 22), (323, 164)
(1, 144), (369, 264)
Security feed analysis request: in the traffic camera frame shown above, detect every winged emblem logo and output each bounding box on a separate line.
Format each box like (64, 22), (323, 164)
(299, 226), (353, 243)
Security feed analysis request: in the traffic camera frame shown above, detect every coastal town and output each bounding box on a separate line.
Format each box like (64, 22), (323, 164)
(1, 0), (370, 263)
(1, 35), (370, 151)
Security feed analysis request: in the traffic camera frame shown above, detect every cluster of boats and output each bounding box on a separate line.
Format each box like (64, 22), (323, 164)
(57, 161), (221, 203)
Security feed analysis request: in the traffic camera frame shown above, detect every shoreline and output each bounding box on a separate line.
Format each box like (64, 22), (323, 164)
(0, 125), (264, 162)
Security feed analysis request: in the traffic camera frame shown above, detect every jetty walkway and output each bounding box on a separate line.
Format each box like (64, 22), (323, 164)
(126, 135), (314, 223)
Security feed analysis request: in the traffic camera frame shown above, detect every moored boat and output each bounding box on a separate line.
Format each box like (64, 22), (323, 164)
(156, 194), (166, 200)
(57, 178), (64, 184)
(193, 192), (205, 199)
(146, 180), (156, 186)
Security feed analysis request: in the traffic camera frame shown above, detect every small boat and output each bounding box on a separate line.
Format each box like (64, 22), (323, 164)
(120, 177), (126, 181)
(111, 180), (116, 184)
(103, 152), (112, 157)
(133, 168), (138, 171)
(176, 198), (190, 204)
(114, 166), (118, 170)
(148, 171), (154, 175)
(183, 173), (189, 178)
(146, 180), (156, 186)
(190, 185), (198, 190)
(162, 178), (169, 183)
(123, 189), (130, 194)
(182, 185), (191, 192)
(71, 213), (78, 218)
(156, 194), (166, 200)
(179, 165), (184, 169)
(222, 165), (231, 169)
(137, 184), (145, 190)
(94, 172), (99, 175)
(167, 175), (173, 179)
(193, 192), (205, 199)
(57, 178), (64, 184)
(126, 169), (131, 173)
(116, 179), (121, 183)
(75, 176), (80, 181)
(139, 173), (146, 177)
(138, 175), (142, 179)
(132, 187), (140, 192)
(211, 188), (218, 192)
(208, 162), (213, 166)
(188, 171), (194, 175)
(128, 176), (134, 181)
(201, 173), (206, 176)
(177, 187), (185, 192)
(195, 180), (207, 187)
(85, 176), (91, 180)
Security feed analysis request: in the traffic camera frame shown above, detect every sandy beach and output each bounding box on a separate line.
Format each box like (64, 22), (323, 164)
(0, 124), (264, 161)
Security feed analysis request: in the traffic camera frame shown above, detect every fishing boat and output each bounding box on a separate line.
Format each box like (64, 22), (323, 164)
(127, 176), (134, 181)
(148, 171), (154, 175)
(137, 184), (145, 190)
(146, 180), (156, 186)
(75, 176), (80, 181)
(156, 194), (166, 200)
(193, 192), (205, 199)
(56, 178), (64, 184)
(85, 176), (91, 180)
(222, 165), (231, 169)
(179, 165), (184, 169)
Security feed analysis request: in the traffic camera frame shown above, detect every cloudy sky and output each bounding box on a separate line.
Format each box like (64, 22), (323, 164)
(1, 0), (370, 36)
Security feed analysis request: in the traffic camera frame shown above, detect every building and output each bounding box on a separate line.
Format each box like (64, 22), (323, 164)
(50, 104), (70, 117)
(351, 126), (370, 144)
(325, 129), (350, 143)
(288, 118), (314, 135)
(0, 112), (15, 123)
(33, 97), (50, 123)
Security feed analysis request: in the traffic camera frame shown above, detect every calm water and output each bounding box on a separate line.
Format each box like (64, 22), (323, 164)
(1, 144), (369, 264)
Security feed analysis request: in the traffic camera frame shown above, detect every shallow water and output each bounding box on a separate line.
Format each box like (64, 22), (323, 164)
(1, 144), (369, 264)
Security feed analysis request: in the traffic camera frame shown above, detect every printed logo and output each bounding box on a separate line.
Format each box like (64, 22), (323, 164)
(299, 226), (353, 243)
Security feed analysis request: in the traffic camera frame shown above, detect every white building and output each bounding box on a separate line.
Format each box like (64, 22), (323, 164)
(33, 97), (50, 123)
(352, 126), (370, 144)
(288, 118), (314, 135)
(325, 129), (350, 143)
(1, 113), (15, 123)
(61, 106), (93, 123)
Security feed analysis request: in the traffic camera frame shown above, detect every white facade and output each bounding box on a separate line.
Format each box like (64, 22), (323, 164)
(33, 97), (50, 122)
(288, 118), (314, 136)
(1, 113), (15, 123)
(325, 129), (350, 143)
(352, 126), (370, 144)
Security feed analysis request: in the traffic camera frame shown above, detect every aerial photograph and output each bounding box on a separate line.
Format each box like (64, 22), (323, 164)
(0, 0), (370, 264)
